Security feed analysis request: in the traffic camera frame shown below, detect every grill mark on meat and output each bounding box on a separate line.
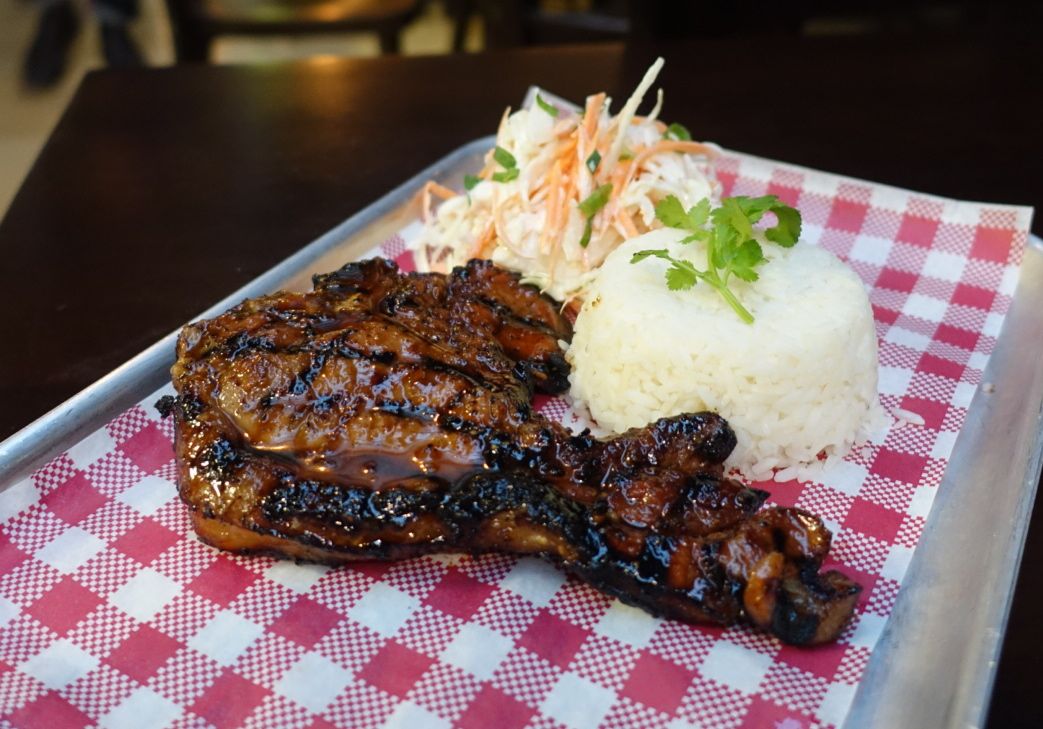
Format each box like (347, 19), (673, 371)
(262, 475), (442, 529)
(285, 334), (522, 409)
(289, 351), (329, 395)
(260, 472), (602, 559)
(321, 314), (527, 398)
(166, 257), (861, 644)
(226, 333), (277, 359)
(474, 294), (563, 336)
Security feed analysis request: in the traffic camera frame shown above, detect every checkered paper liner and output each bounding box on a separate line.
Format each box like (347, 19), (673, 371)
(0, 152), (1032, 729)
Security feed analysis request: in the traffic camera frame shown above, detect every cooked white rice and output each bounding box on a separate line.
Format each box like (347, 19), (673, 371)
(566, 228), (883, 481)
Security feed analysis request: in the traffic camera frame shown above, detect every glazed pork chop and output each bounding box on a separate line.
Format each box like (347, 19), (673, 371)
(160, 257), (860, 645)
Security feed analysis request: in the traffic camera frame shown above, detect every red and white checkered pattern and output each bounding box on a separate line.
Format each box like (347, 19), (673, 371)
(0, 153), (1032, 729)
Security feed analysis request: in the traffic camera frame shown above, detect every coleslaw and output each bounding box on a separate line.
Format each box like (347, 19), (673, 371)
(409, 58), (723, 302)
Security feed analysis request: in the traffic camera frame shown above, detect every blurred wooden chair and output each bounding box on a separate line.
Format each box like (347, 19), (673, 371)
(164, 0), (422, 62)
(447, 0), (630, 51)
(451, 0), (991, 51)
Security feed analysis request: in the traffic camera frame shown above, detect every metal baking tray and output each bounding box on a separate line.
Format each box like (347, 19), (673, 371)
(1, 135), (1041, 729)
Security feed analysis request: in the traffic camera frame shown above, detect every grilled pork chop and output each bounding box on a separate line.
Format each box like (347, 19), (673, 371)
(161, 257), (860, 645)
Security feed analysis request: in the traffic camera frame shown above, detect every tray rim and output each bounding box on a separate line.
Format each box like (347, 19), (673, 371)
(0, 134), (1040, 729)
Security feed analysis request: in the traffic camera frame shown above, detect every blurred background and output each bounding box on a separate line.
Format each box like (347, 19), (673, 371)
(1, 0), (1040, 218)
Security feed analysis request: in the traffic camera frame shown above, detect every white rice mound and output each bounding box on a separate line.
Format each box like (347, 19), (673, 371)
(566, 228), (884, 482)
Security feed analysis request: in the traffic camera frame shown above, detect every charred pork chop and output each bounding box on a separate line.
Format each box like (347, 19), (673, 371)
(161, 258), (860, 645)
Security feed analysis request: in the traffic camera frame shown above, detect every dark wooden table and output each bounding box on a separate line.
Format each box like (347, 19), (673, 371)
(1, 35), (1040, 727)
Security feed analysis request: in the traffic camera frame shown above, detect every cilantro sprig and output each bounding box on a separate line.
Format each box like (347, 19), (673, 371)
(631, 194), (801, 324)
